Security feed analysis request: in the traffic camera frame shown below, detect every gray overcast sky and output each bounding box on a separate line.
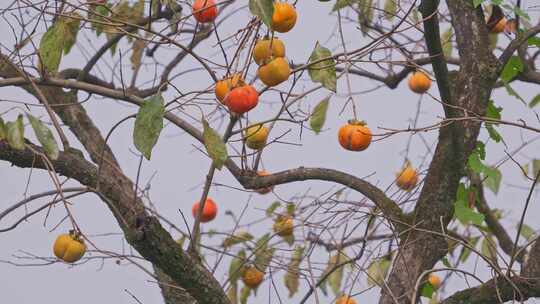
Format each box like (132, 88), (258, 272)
(1, 1), (540, 303)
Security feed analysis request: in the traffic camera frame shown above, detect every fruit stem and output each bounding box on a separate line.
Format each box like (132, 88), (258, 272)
(348, 119), (366, 126)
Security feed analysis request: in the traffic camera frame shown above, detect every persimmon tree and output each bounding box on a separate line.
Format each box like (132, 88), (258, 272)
(1, 1), (540, 304)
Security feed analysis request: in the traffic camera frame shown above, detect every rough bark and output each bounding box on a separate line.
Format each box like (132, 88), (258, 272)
(154, 267), (197, 304)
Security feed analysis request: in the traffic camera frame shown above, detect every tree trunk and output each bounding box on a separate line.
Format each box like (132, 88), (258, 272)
(154, 267), (197, 304)
(379, 1), (499, 302)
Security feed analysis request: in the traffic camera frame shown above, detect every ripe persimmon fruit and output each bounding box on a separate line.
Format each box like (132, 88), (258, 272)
(429, 273), (442, 289)
(192, 198), (218, 222)
(273, 216), (294, 237)
(245, 124), (269, 150)
(396, 163), (418, 191)
(336, 295), (357, 304)
(258, 57), (291, 87)
(242, 266), (264, 288)
(253, 38), (286, 65)
(215, 73), (243, 102)
(338, 120), (372, 151)
(192, 0), (218, 23)
(53, 232), (87, 263)
(272, 2), (297, 33)
(490, 17), (507, 34)
(224, 85), (259, 114)
(408, 71), (432, 94)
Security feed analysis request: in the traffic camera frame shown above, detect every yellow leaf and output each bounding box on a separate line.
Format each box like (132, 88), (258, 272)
(284, 246), (304, 297)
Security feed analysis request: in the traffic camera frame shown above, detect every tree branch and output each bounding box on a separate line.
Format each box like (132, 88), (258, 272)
(470, 173), (525, 263)
(0, 76), (405, 228)
(498, 24), (540, 72)
(0, 141), (230, 304)
(419, 0), (453, 113)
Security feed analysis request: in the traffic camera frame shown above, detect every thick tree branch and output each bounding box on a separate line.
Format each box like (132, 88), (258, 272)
(236, 168), (405, 226)
(419, 0), (452, 113)
(0, 141), (230, 304)
(0, 54), (120, 168)
(0, 76), (405, 228)
(379, 2), (499, 303)
(440, 276), (538, 304)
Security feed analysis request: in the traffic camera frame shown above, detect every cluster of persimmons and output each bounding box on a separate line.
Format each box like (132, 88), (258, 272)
(50, 2), (510, 300)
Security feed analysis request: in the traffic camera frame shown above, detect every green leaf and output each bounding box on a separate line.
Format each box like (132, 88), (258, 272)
(503, 83), (526, 104)
(529, 94), (540, 108)
(0, 117), (6, 140)
(501, 56), (524, 83)
(284, 246), (304, 297)
(286, 203), (295, 216)
(328, 252), (349, 296)
(456, 183), (468, 202)
(266, 201), (281, 217)
(483, 166), (502, 194)
(254, 234), (273, 272)
(61, 14), (81, 55)
(229, 250), (246, 284)
(249, 0), (274, 28)
(6, 115), (25, 150)
(474, 142), (486, 160)
(454, 200), (485, 226)
(38, 14), (81, 73)
(468, 152), (485, 174)
(459, 236), (480, 262)
(383, 0), (396, 21)
(367, 258), (391, 287)
(27, 114), (59, 160)
(310, 96), (330, 134)
(528, 36), (540, 47)
(486, 124), (502, 143)
(533, 159), (540, 178)
(222, 232), (254, 248)
(442, 256), (452, 268)
(133, 95), (164, 160)
(39, 24), (63, 73)
(358, 0), (374, 35)
(332, 0), (355, 11)
(89, 4), (110, 36)
(239, 285), (251, 304)
(441, 28), (453, 58)
(421, 283), (435, 298)
(486, 100), (502, 120)
(308, 42), (337, 92)
(519, 224), (536, 241)
(202, 119), (228, 169)
(481, 235), (497, 263)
